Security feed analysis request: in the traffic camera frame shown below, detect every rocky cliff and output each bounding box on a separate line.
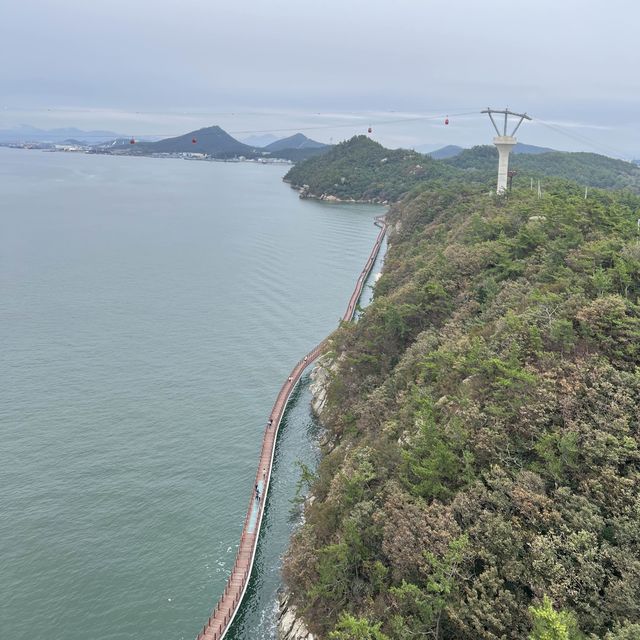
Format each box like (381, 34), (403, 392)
(277, 591), (316, 640)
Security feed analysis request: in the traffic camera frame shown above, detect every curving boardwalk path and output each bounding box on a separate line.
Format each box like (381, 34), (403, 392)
(196, 215), (387, 640)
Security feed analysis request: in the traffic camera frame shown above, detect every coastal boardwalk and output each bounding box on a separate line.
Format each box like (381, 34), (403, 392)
(196, 215), (387, 640)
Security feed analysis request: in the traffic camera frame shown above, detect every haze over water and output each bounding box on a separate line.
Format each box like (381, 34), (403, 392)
(0, 148), (383, 639)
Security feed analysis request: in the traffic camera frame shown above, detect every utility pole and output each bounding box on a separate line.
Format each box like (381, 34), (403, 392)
(482, 108), (531, 193)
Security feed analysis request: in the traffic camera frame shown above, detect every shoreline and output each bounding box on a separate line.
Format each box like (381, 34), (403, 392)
(196, 216), (387, 640)
(0, 145), (295, 165)
(284, 181), (390, 205)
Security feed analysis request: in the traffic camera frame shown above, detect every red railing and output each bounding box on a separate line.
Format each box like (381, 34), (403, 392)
(195, 216), (387, 640)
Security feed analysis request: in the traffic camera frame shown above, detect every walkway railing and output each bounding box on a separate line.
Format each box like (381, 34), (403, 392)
(195, 215), (387, 640)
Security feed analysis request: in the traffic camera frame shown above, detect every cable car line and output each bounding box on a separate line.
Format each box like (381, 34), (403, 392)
(4, 103), (628, 159)
(0, 108), (479, 140)
(532, 118), (629, 160)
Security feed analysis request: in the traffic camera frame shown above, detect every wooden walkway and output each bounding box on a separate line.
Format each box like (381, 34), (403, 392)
(195, 215), (387, 640)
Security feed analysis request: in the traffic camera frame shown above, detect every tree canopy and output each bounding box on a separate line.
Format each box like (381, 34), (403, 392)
(283, 179), (640, 639)
(284, 137), (640, 203)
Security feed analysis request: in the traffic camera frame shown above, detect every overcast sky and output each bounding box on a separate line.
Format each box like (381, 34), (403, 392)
(2, 0), (638, 156)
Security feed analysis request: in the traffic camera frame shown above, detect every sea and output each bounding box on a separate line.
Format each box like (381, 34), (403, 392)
(0, 147), (384, 640)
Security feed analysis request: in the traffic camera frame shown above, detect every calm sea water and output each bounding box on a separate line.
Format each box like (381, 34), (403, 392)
(0, 148), (384, 640)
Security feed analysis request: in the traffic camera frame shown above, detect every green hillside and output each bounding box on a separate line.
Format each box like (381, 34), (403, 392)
(284, 136), (464, 203)
(429, 142), (554, 160)
(285, 137), (640, 202)
(446, 146), (640, 192)
(284, 181), (640, 639)
(269, 146), (330, 162)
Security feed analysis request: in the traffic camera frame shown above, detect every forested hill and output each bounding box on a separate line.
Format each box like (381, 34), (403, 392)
(284, 136), (640, 201)
(284, 181), (640, 639)
(132, 125), (253, 156)
(283, 136), (465, 203)
(446, 146), (640, 192)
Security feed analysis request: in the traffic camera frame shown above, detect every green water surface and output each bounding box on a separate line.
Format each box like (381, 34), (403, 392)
(0, 148), (383, 639)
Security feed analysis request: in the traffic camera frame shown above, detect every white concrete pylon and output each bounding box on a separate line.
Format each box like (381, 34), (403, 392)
(482, 108), (531, 194)
(494, 135), (517, 193)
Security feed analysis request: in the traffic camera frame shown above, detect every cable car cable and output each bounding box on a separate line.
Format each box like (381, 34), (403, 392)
(532, 118), (629, 160)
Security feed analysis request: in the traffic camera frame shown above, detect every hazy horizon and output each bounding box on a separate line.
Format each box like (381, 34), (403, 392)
(2, 0), (638, 157)
(0, 119), (619, 158)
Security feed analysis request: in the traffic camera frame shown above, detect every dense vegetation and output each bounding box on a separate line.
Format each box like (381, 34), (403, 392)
(446, 147), (640, 193)
(283, 181), (640, 639)
(268, 146), (329, 162)
(284, 136), (466, 202)
(284, 137), (640, 202)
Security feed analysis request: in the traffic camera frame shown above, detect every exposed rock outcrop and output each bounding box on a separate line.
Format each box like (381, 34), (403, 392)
(275, 358), (335, 640)
(277, 591), (316, 640)
(309, 354), (333, 417)
(295, 184), (388, 205)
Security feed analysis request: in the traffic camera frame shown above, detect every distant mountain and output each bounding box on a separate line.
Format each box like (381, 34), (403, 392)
(264, 133), (327, 152)
(266, 146), (330, 162)
(90, 126), (330, 161)
(412, 143), (445, 154)
(426, 142), (555, 160)
(428, 145), (465, 159)
(91, 137), (162, 151)
(513, 142), (555, 154)
(0, 125), (121, 144)
(240, 133), (279, 147)
(129, 126), (254, 156)
(93, 137), (140, 149)
(445, 145), (640, 191)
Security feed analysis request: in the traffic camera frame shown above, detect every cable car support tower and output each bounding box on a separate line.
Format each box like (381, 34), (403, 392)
(482, 108), (531, 193)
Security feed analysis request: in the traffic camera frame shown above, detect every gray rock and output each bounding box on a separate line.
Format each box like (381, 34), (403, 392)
(277, 591), (316, 640)
(309, 354), (334, 417)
